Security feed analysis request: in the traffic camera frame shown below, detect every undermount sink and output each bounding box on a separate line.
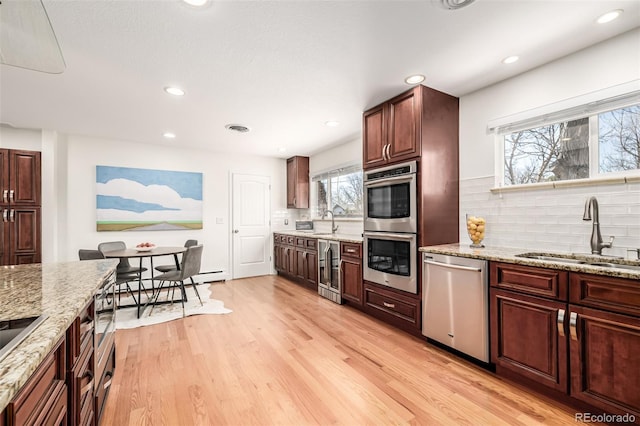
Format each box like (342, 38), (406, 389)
(516, 252), (640, 272)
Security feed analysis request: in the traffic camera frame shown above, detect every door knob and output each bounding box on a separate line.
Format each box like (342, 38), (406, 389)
(233, 229), (239, 233)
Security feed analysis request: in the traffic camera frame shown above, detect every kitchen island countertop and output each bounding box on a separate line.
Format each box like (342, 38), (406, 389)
(274, 230), (363, 244)
(0, 259), (118, 412)
(420, 243), (640, 280)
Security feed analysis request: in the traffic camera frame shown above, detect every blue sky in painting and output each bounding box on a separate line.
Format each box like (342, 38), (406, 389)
(96, 166), (202, 200)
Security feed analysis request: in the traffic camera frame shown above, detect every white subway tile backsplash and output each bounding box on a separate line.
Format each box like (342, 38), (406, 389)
(460, 176), (640, 254)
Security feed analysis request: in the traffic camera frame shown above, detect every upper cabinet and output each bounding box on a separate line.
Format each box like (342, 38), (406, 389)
(286, 156), (309, 209)
(0, 149), (41, 206)
(363, 86), (422, 169)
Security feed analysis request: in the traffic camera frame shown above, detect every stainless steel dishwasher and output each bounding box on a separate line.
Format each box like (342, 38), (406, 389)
(422, 252), (489, 362)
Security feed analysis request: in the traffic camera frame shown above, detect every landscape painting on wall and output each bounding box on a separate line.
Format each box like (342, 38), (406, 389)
(96, 165), (203, 231)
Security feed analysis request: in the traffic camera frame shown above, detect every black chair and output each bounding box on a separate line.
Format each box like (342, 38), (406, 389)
(78, 249), (141, 305)
(154, 239), (198, 273)
(149, 245), (204, 317)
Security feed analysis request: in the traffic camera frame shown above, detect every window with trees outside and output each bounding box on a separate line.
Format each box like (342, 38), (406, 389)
(312, 165), (363, 218)
(502, 104), (639, 186)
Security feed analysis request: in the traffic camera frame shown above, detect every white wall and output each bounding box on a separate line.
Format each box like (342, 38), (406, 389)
(458, 29), (640, 257)
(1, 126), (290, 276)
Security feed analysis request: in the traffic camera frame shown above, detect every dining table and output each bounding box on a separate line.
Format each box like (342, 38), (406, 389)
(102, 246), (187, 318)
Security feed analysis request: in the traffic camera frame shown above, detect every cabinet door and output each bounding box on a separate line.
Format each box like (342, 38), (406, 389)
(387, 87), (420, 164)
(286, 246), (296, 275)
(294, 248), (306, 281)
(341, 257), (362, 306)
(491, 288), (568, 392)
(304, 250), (318, 287)
(9, 150), (41, 205)
(569, 305), (640, 418)
(5, 207), (41, 265)
(286, 156), (309, 208)
(362, 104), (387, 169)
(0, 149), (8, 196)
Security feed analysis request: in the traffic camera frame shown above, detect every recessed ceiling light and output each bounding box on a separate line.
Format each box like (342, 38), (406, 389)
(439, 0), (476, 10)
(597, 9), (623, 24)
(183, 0), (209, 6)
(164, 86), (185, 96)
(502, 55), (519, 64)
(325, 120), (340, 127)
(404, 74), (425, 85)
(163, 132), (176, 139)
(225, 124), (251, 133)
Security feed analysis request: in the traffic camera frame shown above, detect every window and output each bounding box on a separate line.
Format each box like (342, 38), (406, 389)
(501, 104), (640, 186)
(312, 165), (363, 218)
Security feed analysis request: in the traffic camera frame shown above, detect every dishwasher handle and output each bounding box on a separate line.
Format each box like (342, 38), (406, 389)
(424, 259), (482, 273)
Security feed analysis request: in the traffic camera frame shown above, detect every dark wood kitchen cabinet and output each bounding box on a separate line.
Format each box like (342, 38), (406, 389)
(0, 149), (41, 266)
(363, 88), (422, 169)
(286, 156), (309, 209)
(340, 242), (363, 307)
(66, 301), (95, 426)
(295, 236), (318, 289)
(4, 337), (68, 426)
(568, 273), (640, 419)
(490, 262), (569, 392)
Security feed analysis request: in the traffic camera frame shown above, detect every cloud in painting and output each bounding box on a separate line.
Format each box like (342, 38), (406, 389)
(96, 178), (202, 222)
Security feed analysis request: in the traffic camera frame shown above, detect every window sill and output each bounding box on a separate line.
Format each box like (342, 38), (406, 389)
(491, 174), (640, 193)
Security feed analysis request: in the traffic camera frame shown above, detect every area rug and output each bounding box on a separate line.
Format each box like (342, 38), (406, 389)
(115, 284), (232, 329)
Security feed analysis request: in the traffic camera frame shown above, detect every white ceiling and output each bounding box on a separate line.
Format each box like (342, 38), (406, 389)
(1, 0), (639, 158)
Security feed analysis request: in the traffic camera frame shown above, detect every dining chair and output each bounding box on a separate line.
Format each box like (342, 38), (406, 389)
(97, 241), (148, 276)
(78, 249), (141, 305)
(149, 244), (204, 317)
(154, 239), (198, 275)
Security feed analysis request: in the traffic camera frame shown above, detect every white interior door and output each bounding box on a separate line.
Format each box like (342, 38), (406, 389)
(232, 174), (271, 279)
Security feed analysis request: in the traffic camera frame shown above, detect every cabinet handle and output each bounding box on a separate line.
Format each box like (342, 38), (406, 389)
(81, 371), (94, 396)
(2, 190), (7, 203)
(9, 209), (14, 222)
(339, 259), (343, 274)
(103, 371), (114, 390)
(293, 197), (296, 206)
(569, 312), (578, 341)
(303, 252), (307, 260)
(2, 210), (6, 222)
(385, 144), (391, 160)
(8, 190), (14, 203)
(346, 249), (355, 253)
(381, 145), (386, 161)
(383, 301), (395, 309)
(557, 309), (565, 337)
(79, 318), (94, 335)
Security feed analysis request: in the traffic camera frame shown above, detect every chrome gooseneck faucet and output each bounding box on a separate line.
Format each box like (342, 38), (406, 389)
(582, 196), (614, 255)
(322, 209), (339, 234)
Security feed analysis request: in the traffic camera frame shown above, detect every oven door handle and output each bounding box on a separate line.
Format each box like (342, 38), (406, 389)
(363, 231), (415, 241)
(364, 174), (415, 187)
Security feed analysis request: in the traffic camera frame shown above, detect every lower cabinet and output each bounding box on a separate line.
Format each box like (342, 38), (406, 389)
(4, 337), (68, 426)
(490, 288), (568, 392)
(364, 282), (421, 334)
(491, 262), (640, 421)
(340, 242), (363, 307)
(274, 233), (317, 290)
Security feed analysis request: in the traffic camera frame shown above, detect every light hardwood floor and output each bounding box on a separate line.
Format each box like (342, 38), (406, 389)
(102, 275), (585, 425)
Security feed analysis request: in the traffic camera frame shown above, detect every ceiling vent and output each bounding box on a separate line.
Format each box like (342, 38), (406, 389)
(225, 124), (251, 133)
(438, 0), (476, 10)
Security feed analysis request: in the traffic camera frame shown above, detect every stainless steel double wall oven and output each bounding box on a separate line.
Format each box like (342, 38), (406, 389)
(363, 161), (418, 294)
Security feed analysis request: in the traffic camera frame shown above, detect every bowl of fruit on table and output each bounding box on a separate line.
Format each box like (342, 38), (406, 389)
(136, 242), (155, 252)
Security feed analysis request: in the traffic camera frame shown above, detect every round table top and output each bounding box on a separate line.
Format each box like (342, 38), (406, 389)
(102, 246), (187, 258)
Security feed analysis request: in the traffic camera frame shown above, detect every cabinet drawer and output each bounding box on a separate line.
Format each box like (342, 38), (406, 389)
(305, 238), (317, 251)
(95, 346), (116, 422)
(66, 302), (94, 369)
(490, 262), (568, 301)
(286, 235), (295, 245)
(341, 242), (361, 258)
(570, 272), (640, 316)
(8, 338), (65, 426)
(364, 284), (419, 326)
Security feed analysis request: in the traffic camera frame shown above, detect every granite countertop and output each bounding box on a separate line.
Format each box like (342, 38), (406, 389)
(0, 259), (118, 412)
(419, 243), (640, 280)
(275, 230), (363, 244)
